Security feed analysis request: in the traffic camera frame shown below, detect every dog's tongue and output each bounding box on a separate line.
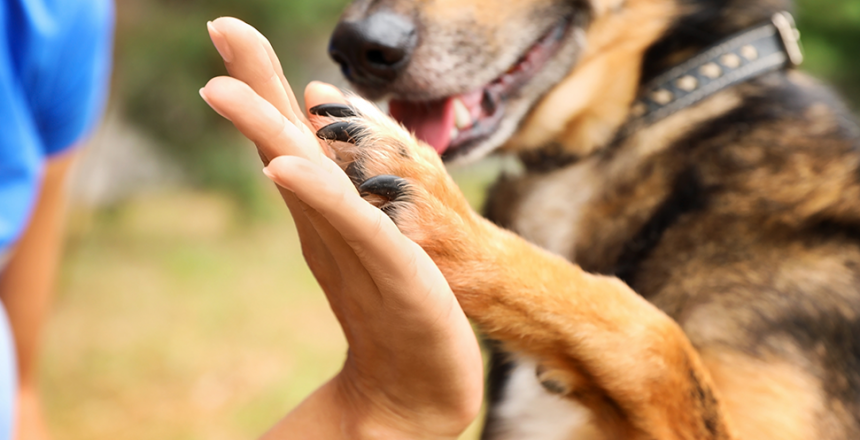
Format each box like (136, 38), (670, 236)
(389, 98), (455, 154)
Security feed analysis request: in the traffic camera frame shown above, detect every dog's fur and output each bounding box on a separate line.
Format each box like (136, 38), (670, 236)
(323, 0), (860, 438)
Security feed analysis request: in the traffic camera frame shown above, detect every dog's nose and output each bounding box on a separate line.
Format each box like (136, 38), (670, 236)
(328, 12), (416, 87)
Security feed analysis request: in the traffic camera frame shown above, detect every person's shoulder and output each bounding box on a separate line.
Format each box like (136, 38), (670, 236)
(7, 0), (113, 35)
(22, 0), (115, 155)
(57, 0), (114, 36)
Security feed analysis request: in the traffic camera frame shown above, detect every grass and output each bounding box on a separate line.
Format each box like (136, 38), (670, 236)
(40, 160), (504, 439)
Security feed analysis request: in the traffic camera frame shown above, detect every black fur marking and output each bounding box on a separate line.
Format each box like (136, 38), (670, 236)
(482, 174), (521, 230)
(519, 143), (580, 173)
(394, 142), (411, 159)
(747, 275), (860, 418)
(358, 175), (409, 201)
(612, 70), (803, 155)
(481, 343), (516, 439)
(613, 168), (706, 286)
(640, 0), (789, 85)
(782, 314), (860, 409)
(380, 203), (401, 219)
(309, 103), (357, 118)
(317, 121), (363, 143)
(688, 369), (722, 438)
(608, 75), (796, 287)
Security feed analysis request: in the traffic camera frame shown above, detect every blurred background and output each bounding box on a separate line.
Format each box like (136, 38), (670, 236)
(44, 0), (860, 439)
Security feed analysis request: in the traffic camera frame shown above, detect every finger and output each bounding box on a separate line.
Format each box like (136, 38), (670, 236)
(305, 82), (350, 129)
(292, 188), (387, 342)
(259, 31), (305, 121)
(263, 156), (435, 285)
(305, 81), (348, 109)
(201, 76), (323, 165)
(267, 161), (396, 341)
(201, 76), (337, 271)
(208, 17), (300, 126)
(286, 183), (369, 329)
(205, 18), (331, 264)
(204, 20), (359, 302)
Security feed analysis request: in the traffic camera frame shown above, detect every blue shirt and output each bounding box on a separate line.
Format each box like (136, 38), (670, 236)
(0, 0), (113, 437)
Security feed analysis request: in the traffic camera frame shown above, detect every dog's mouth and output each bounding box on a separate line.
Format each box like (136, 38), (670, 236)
(388, 18), (573, 160)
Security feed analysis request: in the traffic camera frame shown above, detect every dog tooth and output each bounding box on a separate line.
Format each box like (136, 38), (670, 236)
(450, 127), (460, 141)
(453, 98), (472, 130)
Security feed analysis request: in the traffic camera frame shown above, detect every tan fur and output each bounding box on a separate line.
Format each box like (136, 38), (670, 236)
(501, 90), (743, 265)
(701, 350), (826, 440)
(331, 97), (738, 440)
(426, 0), (559, 25)
(506, 0), (678, 156)
(327, 1), (860, 438)
(618, 91), (744, 169)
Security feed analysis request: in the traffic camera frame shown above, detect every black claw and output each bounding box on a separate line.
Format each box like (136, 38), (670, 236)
(358, 175), (409, 201)
(309, 103), (357, 118)
(316, 121), (363, 143)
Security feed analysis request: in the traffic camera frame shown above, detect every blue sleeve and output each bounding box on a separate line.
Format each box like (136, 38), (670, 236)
(0, 304), (16, 440)
(34, 0), (114, 156)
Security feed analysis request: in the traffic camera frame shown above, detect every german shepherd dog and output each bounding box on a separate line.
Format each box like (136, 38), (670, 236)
(309, 0), (860, 438)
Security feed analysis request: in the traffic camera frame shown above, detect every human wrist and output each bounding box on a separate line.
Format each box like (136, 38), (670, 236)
(331, 370), (464, 440)
(260, 375), (462, 440)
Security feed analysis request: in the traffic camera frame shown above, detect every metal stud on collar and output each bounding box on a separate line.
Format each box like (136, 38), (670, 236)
(627, 11), (803, 127)
(773, 11), (804, 67)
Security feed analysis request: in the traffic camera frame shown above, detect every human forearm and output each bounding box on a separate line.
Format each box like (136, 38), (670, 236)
(260, 379), (349, 440)
(0, 152), (75, 440)
(0, 153), (74, 385)
(260, 374), (462, 440)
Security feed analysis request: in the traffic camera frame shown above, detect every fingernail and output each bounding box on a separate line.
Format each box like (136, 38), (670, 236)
(262, 166), (275, 180)
(198, 87), (211, 105)
(207, 21), (233, 63)
(199, 88), (232, 121)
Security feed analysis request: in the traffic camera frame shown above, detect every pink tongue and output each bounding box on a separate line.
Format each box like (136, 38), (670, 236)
(389, 98), (455, 154)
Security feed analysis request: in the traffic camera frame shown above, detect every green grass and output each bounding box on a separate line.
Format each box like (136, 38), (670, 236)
(41, 164), (502, 439)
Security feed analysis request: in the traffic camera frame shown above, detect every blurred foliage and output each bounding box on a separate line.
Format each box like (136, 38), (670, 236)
(113, 0), (860, 206)
(796, 0), (860, 109)
(113, 0), (348, 210)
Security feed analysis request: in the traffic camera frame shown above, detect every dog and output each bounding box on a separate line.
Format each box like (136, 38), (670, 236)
(310, 0), (860, 438)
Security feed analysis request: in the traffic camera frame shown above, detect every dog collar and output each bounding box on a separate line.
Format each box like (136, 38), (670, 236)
(631, 11), (803, 125)
(519, 12), (803, 173)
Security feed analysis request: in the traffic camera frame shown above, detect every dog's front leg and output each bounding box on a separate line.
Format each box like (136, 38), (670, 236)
(455, 221), (733, 440)
(313, 98), (735, 440)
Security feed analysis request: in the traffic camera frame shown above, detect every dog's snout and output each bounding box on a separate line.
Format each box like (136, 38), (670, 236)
(328, 12), (416, 87)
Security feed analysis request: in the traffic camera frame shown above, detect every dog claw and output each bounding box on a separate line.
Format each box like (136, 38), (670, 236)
(316, 121), (363, 143)
(358, 175), (409, 201)
(309, 103), (357, 118)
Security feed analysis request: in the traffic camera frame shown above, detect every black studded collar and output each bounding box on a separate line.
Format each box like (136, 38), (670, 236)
(519, 12), (804, 173)
(631, 12), (803, 125)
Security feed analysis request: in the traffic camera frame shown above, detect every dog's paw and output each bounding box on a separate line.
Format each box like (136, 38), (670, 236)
(310, 98), (478, 264)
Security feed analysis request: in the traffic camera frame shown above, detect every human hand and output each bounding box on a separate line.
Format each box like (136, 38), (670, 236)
(199, 18), (483, 439)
